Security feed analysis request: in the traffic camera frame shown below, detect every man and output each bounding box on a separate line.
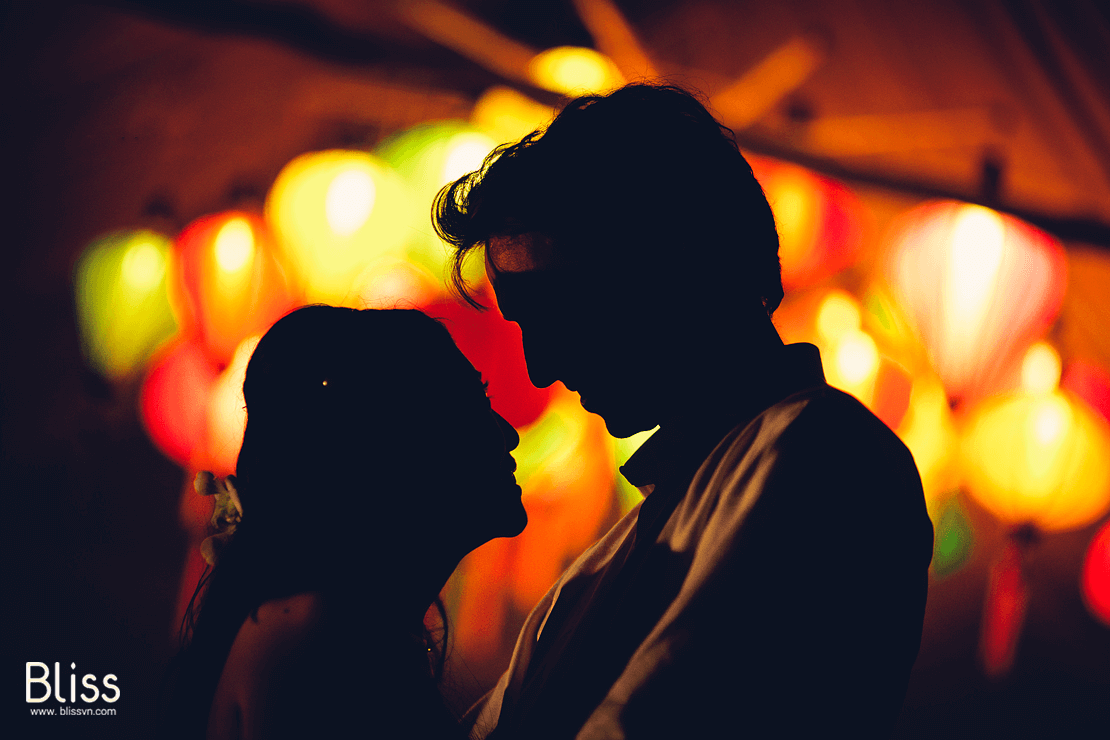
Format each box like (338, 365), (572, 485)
(435, 84), (933, 739)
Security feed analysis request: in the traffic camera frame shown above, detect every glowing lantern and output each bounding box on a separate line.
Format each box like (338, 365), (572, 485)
(170, 212), (294, 365)
(266, 150), (413, 304)
(1062, 360), (1110, 424)
(1081, 517), (1110, 626)
(897, 376), (959, 505)
(450, 387), (615, 662)
(139, 339), (219, 467)
(73, 230), (178, 379)
(750, 158), (865, 290)
(887, 201), (1067, 408)
(472, 86), (553, 144)
(377, 122), (498, 284)
(527, 46), (624, 95)
(203, 335), (261, 477)
(810, 290), (912, 430)
(961, 394), (1110, 533)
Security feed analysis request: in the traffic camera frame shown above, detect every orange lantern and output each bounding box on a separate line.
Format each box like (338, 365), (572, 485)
(449, 386), (615, 665)
(886, 201), (1067, 408)
(1081, 517), (1110, 626)
(750, 157), (865, 290)
(170, 212), (295, 366)
(139, 339), (219, 467)
(203, 335), (261, 477)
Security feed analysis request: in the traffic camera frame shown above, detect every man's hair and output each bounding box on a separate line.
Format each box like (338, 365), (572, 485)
(434, 83), (783, 317)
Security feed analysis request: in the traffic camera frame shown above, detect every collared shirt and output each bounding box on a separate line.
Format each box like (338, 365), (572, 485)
(467, 344), (933, 739)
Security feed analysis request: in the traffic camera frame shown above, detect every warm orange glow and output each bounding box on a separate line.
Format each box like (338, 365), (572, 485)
(750, 158), (865, 289)
(527, 46), (624, 95)
(1021, 342), (1062, 394)
(816, 290), (861, 345)
(962, 390), (1110, 532)
(471, 86), (554, 144)
(204, 335), (261, 477)
(266, 150), (413, 304)
(897, 377), (959, 505)
(887, 201), (1067, 407)
(170, 212), (294, 365)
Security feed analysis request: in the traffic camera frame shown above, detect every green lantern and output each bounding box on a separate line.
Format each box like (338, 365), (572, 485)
(74, 230), (178, 380)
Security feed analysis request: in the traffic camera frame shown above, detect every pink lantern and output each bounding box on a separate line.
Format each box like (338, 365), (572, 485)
(886, 201), (1067, 409)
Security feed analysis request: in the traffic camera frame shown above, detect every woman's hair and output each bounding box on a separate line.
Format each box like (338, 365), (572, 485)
(163, 306), (475, 738)
(433, 83), (783, 318)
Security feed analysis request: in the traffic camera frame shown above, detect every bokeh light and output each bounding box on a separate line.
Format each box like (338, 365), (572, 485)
(139, 339), (219, 467)
(204, 335), (261, 477)
(527, 46), (624, 95)
(961, 390), (1110, 532)
(170, 212), (294, 365)
(73, 230), (178, 379)
(1021, 342), (1062, 394)
(751, 158), (865, 289)
(887, 201), (1067, 408)
(1081, 517), (1110, 626)
(266, 150), (413, 303)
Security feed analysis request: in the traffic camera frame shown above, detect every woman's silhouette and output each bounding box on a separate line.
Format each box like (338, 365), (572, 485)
(162, 305), (525, 739)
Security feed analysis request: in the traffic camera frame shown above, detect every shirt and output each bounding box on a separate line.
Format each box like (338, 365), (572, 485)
(467, 344), (933, 739)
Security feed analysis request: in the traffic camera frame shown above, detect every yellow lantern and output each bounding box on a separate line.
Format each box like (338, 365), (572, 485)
(961, 391), (1110, 533)
(377, 122), (498, 285)
(266, 150), (414, 304)
(887, 201), (1067, 408)
(527, 46), (624, 95)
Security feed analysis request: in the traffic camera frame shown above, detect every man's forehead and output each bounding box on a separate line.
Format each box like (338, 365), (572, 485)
(487, 233), (559, 273)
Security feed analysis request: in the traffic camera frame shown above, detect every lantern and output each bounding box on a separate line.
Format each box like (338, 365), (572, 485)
(376, 122), (497, 285)
(527, 46), (624, 95)
(203, 335), (261, 477)
(170, 212), (294, 365)
(887, 201), (1067, 408)
(73, 230), (178, 380)
(961, 394), (1110, 533)
(750, 158), (865, 290)
(1081, 517), (1110, 626)
(139, 339), (219, 467)
(449, 386), (615, 663)
(472, 86), (553, 145)
(266, 150), (414, 304)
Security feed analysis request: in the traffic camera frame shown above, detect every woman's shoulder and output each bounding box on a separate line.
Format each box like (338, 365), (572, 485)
(206, 593), (324, 739)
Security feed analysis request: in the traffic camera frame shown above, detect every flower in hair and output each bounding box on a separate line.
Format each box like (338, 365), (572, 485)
(195, 471), (243, 565)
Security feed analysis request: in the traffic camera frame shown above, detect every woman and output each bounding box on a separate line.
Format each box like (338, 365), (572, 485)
(163, 306), (525, 739)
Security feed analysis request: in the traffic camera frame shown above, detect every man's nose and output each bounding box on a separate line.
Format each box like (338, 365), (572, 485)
(521, 330), (559, 390)
(494, 412), (520, 452)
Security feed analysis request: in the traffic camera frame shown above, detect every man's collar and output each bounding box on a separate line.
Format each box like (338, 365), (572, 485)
(618, 343), (826, 491)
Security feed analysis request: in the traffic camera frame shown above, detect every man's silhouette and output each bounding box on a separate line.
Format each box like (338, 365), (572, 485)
(436, 84), (933, 739)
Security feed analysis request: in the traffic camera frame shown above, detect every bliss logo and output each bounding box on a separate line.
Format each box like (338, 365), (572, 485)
(26, 662), (120, 704)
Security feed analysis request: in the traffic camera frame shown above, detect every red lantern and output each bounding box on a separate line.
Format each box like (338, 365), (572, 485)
(1081, 517), (1110, 626)
(170, 212), (295, 366)
(139, 339), (219, 467)
(749, 157), (865, 290)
